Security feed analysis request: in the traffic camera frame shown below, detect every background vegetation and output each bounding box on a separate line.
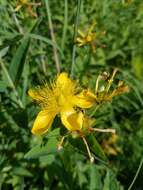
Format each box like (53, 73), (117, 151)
(0, 0), (143, 189)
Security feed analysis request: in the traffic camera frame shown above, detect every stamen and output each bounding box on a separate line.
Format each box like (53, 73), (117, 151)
(92, 128), (116, 134)
(57, 136), (65, 150)
(82, 136), (94, 163)
(105, 68), (118, 93)
(28, 2), (41, 6)
(95, 74), (101, 94)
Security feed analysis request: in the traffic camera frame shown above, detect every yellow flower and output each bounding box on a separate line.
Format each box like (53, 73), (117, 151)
(28, 72), (95, 135)
(76, 29), (96, 47)
(101, 134), (121, 156)
(94, 69), (129, 104)
(15, 0), (41, 17)
(76, 22), (106, 52)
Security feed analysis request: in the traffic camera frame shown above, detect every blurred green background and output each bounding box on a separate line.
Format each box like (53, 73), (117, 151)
(0, 0), (143, 189)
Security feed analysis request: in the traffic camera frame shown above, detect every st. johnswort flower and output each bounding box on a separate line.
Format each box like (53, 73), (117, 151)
(15, 0), (41, 17)
(28, 72), (96, 135)
(76, 23), (106, 52)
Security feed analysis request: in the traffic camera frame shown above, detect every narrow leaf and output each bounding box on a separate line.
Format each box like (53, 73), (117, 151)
(25, 137), (60, 159)
(9, 37), (30, 85)
(88, 134), (107, 161)
(0, 81), (7, 92)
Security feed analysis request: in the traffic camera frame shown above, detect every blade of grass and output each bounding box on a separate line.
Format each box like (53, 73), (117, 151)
(27, 33), (64, 57)
(44, 0), (60, 73)
(9, 5), (23, 34)
(70, 0), (81, 78)
(61, 0), (68, 50)
(9, 20), (39, 86)
(22, 63), (29, 106)
(9, 37), (30, 86)
(128, 157), (143, 190)
(0, 60), (24, 109)
(0, 81), (7, 92)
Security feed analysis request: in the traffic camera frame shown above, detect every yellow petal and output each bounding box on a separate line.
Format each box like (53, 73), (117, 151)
(76, 37), (84, 43)
(56, 72), (77, 98)
(15, 4), (22, 11)
(32, 111), (55, 135)
(20, 0), (28, 4)
(56, 72), (69, 86)
(82, 116), (94, 131)
(73, 90), (96, 108)
(61, 110), (83, 131)
(78, 29), (85, 37)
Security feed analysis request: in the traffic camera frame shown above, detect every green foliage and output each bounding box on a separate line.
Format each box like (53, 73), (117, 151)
(0, 0), (143, 189)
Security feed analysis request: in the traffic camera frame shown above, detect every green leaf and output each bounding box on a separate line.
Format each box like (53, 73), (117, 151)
(88, 134), (107, 161)
(47, 128), (60, 137)
(9, 20), (39, 86)
(89, 165), (102, 190)
(103, 170), (120, 190)
(28, 33), (64, 58)
(24, 145), (58, 159)
(9, 37), (30, 85)
(0, 46), (9, 59)
(12, 167), (32, 177)
(0, 81), (7, 92)
(24, 138), (59, 159)
(103, 170), (110, 190)
(12, 109), (28, 128)
(132, 55), (143, 79)
(12, 175), (24, 190)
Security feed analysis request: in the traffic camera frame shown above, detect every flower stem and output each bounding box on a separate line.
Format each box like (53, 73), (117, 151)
(105, 68), (118, 93)
(70, 0), (81, 78)
(128, 157), (143, 190)
(61, 0), (68, 50)
(82, 136), (94, 163)
(44, 0), (60, 73)
(57, 136), (65, 150)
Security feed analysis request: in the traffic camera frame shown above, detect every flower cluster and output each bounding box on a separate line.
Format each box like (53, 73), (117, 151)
(29, 70), (129, 162)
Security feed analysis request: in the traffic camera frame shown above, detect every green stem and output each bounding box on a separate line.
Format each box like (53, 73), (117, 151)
(70, 0), (81, 78)
(44, 0), (60, 73)
(105, 68), (118, 93)
(128, 157), (143, 190)
(90, 104), (100, 117)
(10, 5), (23, 34)
(61, 0), (68, 50)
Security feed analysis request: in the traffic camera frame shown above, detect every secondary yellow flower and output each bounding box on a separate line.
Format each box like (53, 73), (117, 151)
(76, 23), (106, 52)
(94, 69), (129, 104)
(15, 0), (41, 17)
(101, 134), (121, 156)
(28, 73), (96, 135)
(76, 29), (96, 47)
